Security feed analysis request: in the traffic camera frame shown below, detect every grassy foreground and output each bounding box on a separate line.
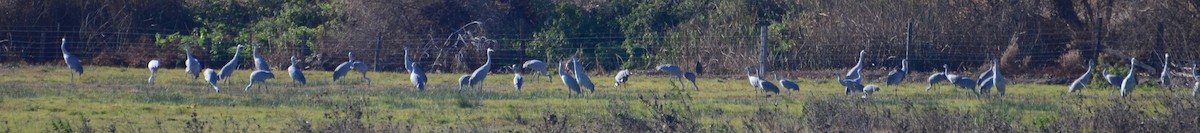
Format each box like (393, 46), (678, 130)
(0, 64), (1197, 132)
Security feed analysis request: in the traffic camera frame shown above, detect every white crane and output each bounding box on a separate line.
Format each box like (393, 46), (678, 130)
(252, 45), (270, 71)
(614, 69), (632, 89)
(572, 55), (595, 92)
(468, 48), (495, 89)
(1068, 61), (1093, 93)
(523, 60), (550, 81)
(287, 56), (307, 86)
(203, 69), (221, 92)
(512, 64), (523, 92)
(219, 45), (246, 83)
(245, 70), (275, 92)
(559, 61), (581, 94)
(61, 38), (84, 82)
(184, 44), (202, 80)
(1121, 58), (1138, 97)
(148, 60), (161, 84)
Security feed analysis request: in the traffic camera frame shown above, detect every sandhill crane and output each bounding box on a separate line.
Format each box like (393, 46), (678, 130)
(185, 44), (202, 80)
(846, 50), (866, 81)
(992, 59), (1007, 96)
(410, 61), (427, 91)
(950, 76), (979, 97)
(148, 60), (160, 84)
(245, 70), (275, 92)
(252, 46), (270, 71)
(1121, 58), (1138, 97)
(352, 61), (371, 85)
(468, 48), (495, 89)
(886, 59), (908, 85)
(203, 69), (221, 92)
(332, 52), (354, 83)
(926, 65), (949, 91)
(523, 60), (550, 81)
(559, 61), (581, 94)
(512, 64), (523, 92)
(287, 56), (307, 86)
(615, 69), (632, 89)
(656, 64), (686, 89)
(572, 55), (594, 92)
(746, 67), (763, 93)
(836, 74), (864, 95)
(1101, 64), (1122, 87)
(61, 38), (83, 82)
(219, 45), (246, 83)
(1160, 54), (1172, 90)
(1068, 61), (1094, 93)
(757, 78), (781, 94)
(458, 74), (471, 91)
(774, 72), (799, 92)
(862, 85), (880, 98)
(977, 64), (995, 94)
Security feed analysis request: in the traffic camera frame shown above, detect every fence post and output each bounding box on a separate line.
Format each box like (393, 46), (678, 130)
(374, 32), (381, 71)
(759, 25), (768, 74)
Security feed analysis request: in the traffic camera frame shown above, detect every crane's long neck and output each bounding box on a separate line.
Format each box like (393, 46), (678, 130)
(233, 47), (243, 58)
(900, 59), (908, 71)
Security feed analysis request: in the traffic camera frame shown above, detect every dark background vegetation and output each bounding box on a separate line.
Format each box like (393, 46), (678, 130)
(2, 0), (1199, 78)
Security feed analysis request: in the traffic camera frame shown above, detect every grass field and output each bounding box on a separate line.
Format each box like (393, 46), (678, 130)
(0, 64), (1197, 132)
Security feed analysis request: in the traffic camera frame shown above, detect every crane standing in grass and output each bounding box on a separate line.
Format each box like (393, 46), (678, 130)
(1102, 64), (1123, 87)
(1068, 61), (1093, 93)
(656, 64), (686, 89)
(220, 45), (246, 84)
(252, 46), (270, 71)
(1121, 58), (1138, 97)
(287, 56), (307, 86)
(559, 61), (581, 94)
(61, 38), (83, 82)
(523, 60), (550, 81)
(148, 60), (161, 84)
(572, 55), (594, 92)
(512, 64), (523, 92)
(926, 65), (949, 91)
(204, 69), (221, 92)
(406, 48), (426, 91)
(185, 44), (202, 81)
(775, 72), (799, 92)
(684, 72), (698, 91)
(468, 48), (495, 90)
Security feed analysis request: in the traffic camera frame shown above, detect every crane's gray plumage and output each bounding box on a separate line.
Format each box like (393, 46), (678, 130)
(1121, 58), (1137, 97)
(862, 85), (880, 98)
(287, 56), (307, 85)
(185, 44), (202, 80)
(978, 77), (994, 95)
(926, 65), (948, 91)
(1102, 64), (1122, 87)
(1068, 61), (1093, 93)
(245, 70), (275, 92)
(1160, 54), (1172, 90)
(61, 38), (83, 79)
(332, 52), (354, 82)
(523, 60), (550, 81)
(976, 65), (995, 93)
(203, 69), (221, 92)
(615, 69), (632, 89)
(148, 60), (160, 84)
(468, 48), (495, 89)
(219, 45), (245, 81)
(252, 46), (270, 71)
(559, 61), (581, 94)
(458, 74), (471, 91)
(757, 78), (781, 94)
(657, 64), (686, 89)
(410, 61), (427, 91)
(886, 59), (908, 85)
(352, 61), (371, 85)
(684, 72), (698, 91)
(513, 64), (523, 92)
(572, 56), (595, 92)
(950, 76), (979, 97)
(992, 59), (1007, 96)
(774, 72), (799, 91)
(836, 74), (864, 95)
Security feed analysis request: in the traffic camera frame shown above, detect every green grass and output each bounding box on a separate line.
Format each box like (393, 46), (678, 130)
(0, 64), (1195, 132)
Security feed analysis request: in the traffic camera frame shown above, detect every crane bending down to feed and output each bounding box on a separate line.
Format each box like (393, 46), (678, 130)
(684, 72), (698, 91)
(861, 85), (880, 98)
(615, 69), (632, 89)
(523, 60), (550, 81)
(245, 70), (275, 92)
(656, 64), (686, 89)
(61, 38), (84, 82)
(148, 60), (160, 84)
(204, 69), (221, 92)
